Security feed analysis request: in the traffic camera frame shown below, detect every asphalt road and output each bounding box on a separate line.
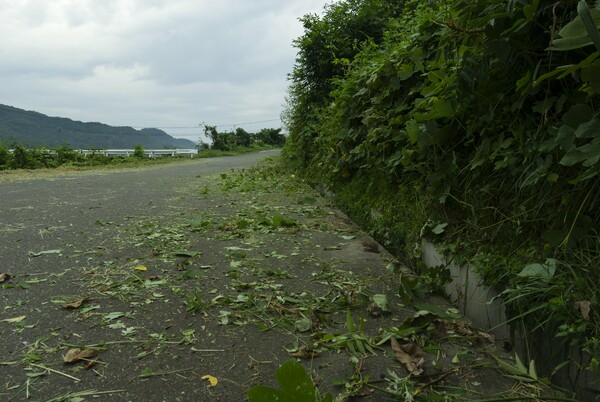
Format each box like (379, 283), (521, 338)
(0, 151), (279, 273)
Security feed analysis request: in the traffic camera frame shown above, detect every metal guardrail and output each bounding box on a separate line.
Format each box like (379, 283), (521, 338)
(77, 149), (198, 158)
(8, 148), (198, 158)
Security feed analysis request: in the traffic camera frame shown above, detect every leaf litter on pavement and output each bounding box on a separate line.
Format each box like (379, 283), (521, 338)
(0, 157), (575, 401)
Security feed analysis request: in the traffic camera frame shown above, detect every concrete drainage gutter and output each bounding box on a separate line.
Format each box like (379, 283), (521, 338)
(421, 240), (599, 401)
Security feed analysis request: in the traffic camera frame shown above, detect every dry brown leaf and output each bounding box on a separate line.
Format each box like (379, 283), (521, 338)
(0, 273), (11, 283)
(391, 338), (425, 376)
(574, 301), (591, 321)
(478, 331), (495, 343)
(63, 348), (98, 363)
(291, 349), (321, 359)
(62, 297), (90, 310)
(84, 359), (99, 369)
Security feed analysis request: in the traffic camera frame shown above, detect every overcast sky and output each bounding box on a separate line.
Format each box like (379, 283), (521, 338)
(0, 0), (334, 142)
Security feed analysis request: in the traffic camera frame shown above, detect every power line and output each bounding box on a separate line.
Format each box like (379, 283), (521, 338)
(133, 126), (199, 129)
(131, 118), (281, 130)
(214, 118), (281, 128)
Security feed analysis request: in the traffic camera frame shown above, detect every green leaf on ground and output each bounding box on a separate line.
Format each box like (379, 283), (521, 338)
(247, 360), (332, 402)
(294, 316), (312, 333)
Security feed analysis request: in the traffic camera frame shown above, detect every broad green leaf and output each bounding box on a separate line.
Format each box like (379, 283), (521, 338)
(397, 63), (414, 80)
(405, 120), (421, 144)
(247, 386), (282, 402)
(431, 223), (448, 235)
(275, 360), (316, 401)
(523, 0), (540, 21)
(578, 0), (600, 52)
(515, 71), (532, 92)
(517, 259), (556, 280)
(372, 294), (389, 312)
(561, 140), (600, 166)
(413, 303), (454, 319)
(294, 316), (312, 333)
(552, 35), (594, 51)
(551, 5), (600, 50)
(576, 116), (600, 138)
(103, 311), (126, 321)
(563, 104), (595, 128)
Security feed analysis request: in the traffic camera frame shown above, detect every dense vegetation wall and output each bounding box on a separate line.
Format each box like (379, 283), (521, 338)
(284, 0), (600, 393)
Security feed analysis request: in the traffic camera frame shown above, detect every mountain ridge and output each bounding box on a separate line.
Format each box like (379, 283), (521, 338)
(0, 104), (196, 149)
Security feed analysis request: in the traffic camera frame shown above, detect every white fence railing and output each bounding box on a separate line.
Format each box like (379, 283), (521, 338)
(77, 149), (198, 158)
(8, 148), (198, 158)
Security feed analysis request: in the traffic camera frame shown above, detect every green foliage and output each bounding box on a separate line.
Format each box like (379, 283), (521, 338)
(284, 0), (407, 166)
(256, 128), (286, 146)
(133, 144), (145, 158)
(56, 145), (84, 165)
(234, 127), (253, 147)
(247, 360), (332, 402)
(10, 145), (33, 169)
(0, 144), (202, 171)
(0, 143), (10, 169)
(285, 0), (600, 380)
(203, 125), (285, 151)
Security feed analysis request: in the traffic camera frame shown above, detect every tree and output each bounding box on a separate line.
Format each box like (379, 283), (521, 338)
(0, 143), (9, 169)
(286, 0), (406, 165)
(204, 125), (229, 151)
(257, 128), (285, 146)
(234, 128), (253, 147)
(10, 144), (32, 169)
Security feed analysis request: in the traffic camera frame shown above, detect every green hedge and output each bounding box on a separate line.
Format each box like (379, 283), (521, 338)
(284, 0), (600, 378)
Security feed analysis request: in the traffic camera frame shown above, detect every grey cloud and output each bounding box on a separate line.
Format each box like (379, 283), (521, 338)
(0, 0), (332, 139)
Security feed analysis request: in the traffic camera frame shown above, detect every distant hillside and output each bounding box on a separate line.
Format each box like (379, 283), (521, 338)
(0, 104), (196, 149)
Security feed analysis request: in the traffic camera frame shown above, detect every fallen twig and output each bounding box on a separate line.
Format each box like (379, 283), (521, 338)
(29, 363), (81, 382)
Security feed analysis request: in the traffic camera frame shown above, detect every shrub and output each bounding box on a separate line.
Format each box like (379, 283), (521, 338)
(10, 145), (32, 169)
(0, 143), (9, 169)
(133, 144), (145, 158)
